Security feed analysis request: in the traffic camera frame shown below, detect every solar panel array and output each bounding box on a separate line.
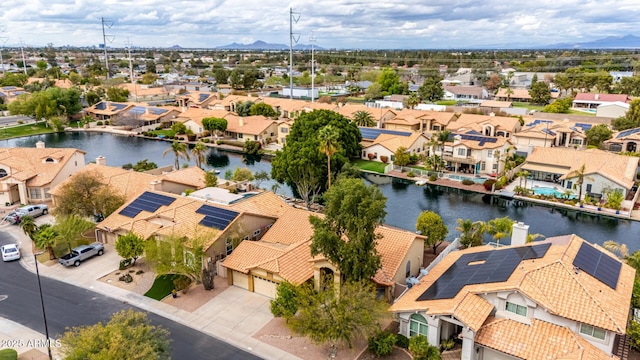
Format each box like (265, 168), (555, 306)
(417, 243), (551, 301)
(542, 128), (556, 136)
(573, 242), (622, 289)
(616, 127), (640, 139)
(574, 123), (593, 131)
(119, 191), (176, 218)
(95, 101), (107, 110)
(526, 119), (553, 127)
(1, 86), (16, 91)
(359, 127), (412, 140)
(199, 93), (210, 102)
(149, 107), (167, 115)
(465, 130), (482, 135)
(451, 133), (499, 146)
(196, 205), (239, 230)
(128, 106), (146, 115)
(112, 103), (128, 111)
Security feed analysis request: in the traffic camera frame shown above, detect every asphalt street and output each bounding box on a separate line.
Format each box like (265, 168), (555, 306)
(0, 231), (262, 359)
(0, 115), (32, 126)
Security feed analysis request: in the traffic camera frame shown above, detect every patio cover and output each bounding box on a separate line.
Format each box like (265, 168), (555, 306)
(521, 163), (569, 175)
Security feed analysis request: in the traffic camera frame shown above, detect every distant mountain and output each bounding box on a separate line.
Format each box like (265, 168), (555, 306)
(215, 40), (323, 50)
(544, 34), (640, 49)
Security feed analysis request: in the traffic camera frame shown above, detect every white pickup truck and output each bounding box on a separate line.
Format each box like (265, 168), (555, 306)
(59, 243), (104, 267)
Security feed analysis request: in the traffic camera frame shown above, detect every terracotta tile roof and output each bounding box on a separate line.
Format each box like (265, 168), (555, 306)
(523, 147), (638, 189)
(475, 318), (614, 360)
(175, 108), (232, 127)
(455, 136), (513, 150)
(447, 113), (521, 133)
(160, 167), (207, 188)
(574, 93), (630, 103)
(389, 235), (635, 334)
(444, 85), (484, 97)
(119, 83), (170, 97)
(368, 132), (427, 153)
(220, 240), (286, 274)
(225, 191), (291, 218)
(481, 100), (512, 108)
(374, 225), (424, 286)
(176, 91), (217, 106)
(225, 114), (276, 135)
(0, 147), (85, 187)
(337, 104), (384, 120)
(258, 207), (319, 246)
(452, 293), (494, 332)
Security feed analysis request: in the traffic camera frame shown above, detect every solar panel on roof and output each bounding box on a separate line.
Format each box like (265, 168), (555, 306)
(542, 128), (556, 136)
(112, 103), (127, 110)
(574, 123), (592, 131)
(358, 127), (411, 140)
(573, 242), (622, 289)
(199, 93), (210, 102)
(616, 127), (640, 139)
(118, 191), (176, 218)
(417, 243), (551, 301)
(196, 204), (239, 230)
(95, 102), (106, 110)
(149, 108), (167, 115)
(2, 86), (16, 91)
(128, 106), (146, 115)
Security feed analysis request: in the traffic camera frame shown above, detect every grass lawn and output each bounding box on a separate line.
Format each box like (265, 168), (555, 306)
(0, 122), (55, 140)
(144, 274), (189, 300)
(149, 129), (175, 137)
(436, 100), (457, 106)
(512, 102), (596, 117)
(352, 159), (387, 173)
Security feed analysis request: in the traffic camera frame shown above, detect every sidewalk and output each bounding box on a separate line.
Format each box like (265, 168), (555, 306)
(4, 218), (300, 360)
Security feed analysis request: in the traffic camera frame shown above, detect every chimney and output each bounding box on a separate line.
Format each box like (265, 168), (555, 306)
(239, 117), (244, 127)
(182, 106), (187, 113)
(106, 101), (111, 110)
(453, 134), (462, 145)
(145, 107), (150, 115)
(595, 94), (599, 100)
(96, 156), (106, 166)
(511, 222), (530, 246)
(150, 180), (162, 191)
(35, 141), (45, 149)
(489, 112), (495, 117)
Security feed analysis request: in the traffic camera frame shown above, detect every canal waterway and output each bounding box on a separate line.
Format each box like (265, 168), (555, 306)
(3, 132), (638, 252)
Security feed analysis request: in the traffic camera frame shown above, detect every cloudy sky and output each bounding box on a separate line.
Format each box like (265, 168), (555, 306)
(3, 0), (640, 49)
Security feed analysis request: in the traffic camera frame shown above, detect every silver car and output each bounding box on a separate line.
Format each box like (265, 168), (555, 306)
(16, 204), (49, 218)
(1, 244), (20, 262)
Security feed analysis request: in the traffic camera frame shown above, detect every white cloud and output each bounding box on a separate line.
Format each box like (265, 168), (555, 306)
(2, 0), (640, 48)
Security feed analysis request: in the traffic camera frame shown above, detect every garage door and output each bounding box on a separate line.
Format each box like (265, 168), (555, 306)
(253, 276), (278, 298)
(233, 272), (249, 290)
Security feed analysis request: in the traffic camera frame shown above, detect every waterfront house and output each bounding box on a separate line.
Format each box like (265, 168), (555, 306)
(0, 142), (85, 206)
(222, 206), (424, 301)
(389, 234), (634, 360)
(117, 104), (181, 130)
(445, 113), (521, 139)
(572, 93), (631, 111)
(224, 114), (278, 144)
(336, 103), (396, 128)
(175, 91), (218, 109)
(361, 131), (430, 163)
(511, 119), (590, 154)
(439, 132), (516, 175)
(606, 126), (640, 152)
(521, 147), (638, 200)
(84, 101), (133, 122)
(384, 110), (457, 133)
(177, 108), (232, 135)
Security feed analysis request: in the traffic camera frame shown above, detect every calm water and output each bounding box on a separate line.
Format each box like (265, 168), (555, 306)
(3, 132), (638, 252)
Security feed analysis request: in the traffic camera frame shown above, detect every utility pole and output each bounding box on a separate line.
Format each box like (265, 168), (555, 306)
(0, 27), (6, 75)
(289, 8), (300, 100)
(310, 31), (316, 103)
(20, 40), (27, 75)
(101, 17), (114, 78)
(125, 38), (134, 84)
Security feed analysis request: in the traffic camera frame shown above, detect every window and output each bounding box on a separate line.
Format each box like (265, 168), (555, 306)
(409, 314), (428, 337)
(390, 155), (395, 161)
(457, 148), (466, 156)
(226, 238), (234, 255)
(29, 188), (42, 199)
(0, 169), (6, 178)
(487, 150), (492, 158)
(43, 187), (51, 199)
(571, 138), (582, 145)
(586, 184), (592, 193)
(505, 301), (527, 317)
(238, 134), (243, 139)
(481, 161), (486, 171)
(567, 181), (573, 190)
(580, 324), (606, 340)
(281, 127), (289, 133)
(45, 158), (54, 163)
(254, 135), (258, 140)
(492, 163), (498, 170)
(405, 261), (411, 278)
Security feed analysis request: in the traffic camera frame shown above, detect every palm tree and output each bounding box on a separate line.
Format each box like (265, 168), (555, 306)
(19, 215), (38, 240)
(456, 218), (485, 248)
(190, 142), (208, 169)
(162, 141), (190, 170)
(405, 93), (420, 109)
(565, 163), (593, 202)
(352, 110), (375, 127)
(318, 125), (341, 189)
(34, 225), (58, 260)
(526, 233), (544, 243)
(436, 130), (452, 157)
(603, 240), (629, 259)
(486, 217), (514, 246)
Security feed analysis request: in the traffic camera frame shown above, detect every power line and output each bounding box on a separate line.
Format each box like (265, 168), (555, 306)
(289, 7), (300, 99)
(101, 17), (115, 78)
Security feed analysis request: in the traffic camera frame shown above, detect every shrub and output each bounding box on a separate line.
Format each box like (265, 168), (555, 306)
(96, 121), (103, 126)
(461, 179), (475, 186)
(136, 270), (144, 275)
(0, 348), (18, 360)
(17, 120), (23, 124)
(429, 174), (437, 182)
(104, 120), (110, 125)
(409, 335), (441, 360)
(119, 258), (133, 270)
(396, 334), (409, 349)
(202, 138), (210, 143)
(118, 274), (133, 283)
(441, 338), (454, 351)
(217, 140), (223, 145)
(380, 155), (389, 163)
(483, 179), (496, 191)
(173, 276), (191, 294)
(409, 154), (419, 165)
(407, 171), (416, 178)
(368, 331), (396, 357)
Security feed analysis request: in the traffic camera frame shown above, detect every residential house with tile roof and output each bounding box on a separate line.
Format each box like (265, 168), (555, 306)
(0, 86), (28, 103)
(176, 108), (232, 135)
(495, 88), (560, 102)
(0, 142), (85, 205)
(361, 131), (430, 164)
(84, 101), (134, 122)
(512, 119), (591, 154)
(175, 91), (218, 110)
(383, 110), (457, 133)
(222, 207), (424, 300)
(438, 133), (516, 175)
(521, 147), (639, 200)
(443, 86), (488, 103)
(445, 113), (522, 139)
(389, 234), (634, 360)
(119, 83), (173, 103)
(224, 114), (278, 144)
(606, 126), (640, 153)
(573, 93), (631, 111)
(336, 103), (396, 128)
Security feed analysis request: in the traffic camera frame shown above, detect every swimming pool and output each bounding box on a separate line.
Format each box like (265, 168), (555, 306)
(532, 186), (577, 199)
(448, 174), (487, 184)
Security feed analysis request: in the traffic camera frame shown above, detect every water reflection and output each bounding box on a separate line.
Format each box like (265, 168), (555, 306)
(206, 151), (230, 168)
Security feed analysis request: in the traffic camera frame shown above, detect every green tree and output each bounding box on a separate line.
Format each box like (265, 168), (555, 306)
(202, 117), (227, 138)
(318, 125), (341, 189)
(19, 215), (38, 242)
(377, 68), (400, 94)
(585, 124), (613, 148)
(34, 225), (58, 260)
(352, 110), (375, 127)
(270, 281), (300, 322)
(106, 87), (130, 102)
(132, 159), (158, 172)
(408, 335), (441, 360)
(144, 231), (211, 283)
(565, 164), (593, 201)
(436, 130), (452, 156)
(486, 216), (514, 245)
(235, 101), (254, 116)
(229, 69), (242, 89)
(364, 82), (383, 100)
(60, 309), (170, 360)
(232, 167), (254, 182)
(253, 170), (270, 189)
(416, 211), (448, 254)
(456, 218), (485, 248)
(115, 232), (145, 265)
(309, 178), (386, 282)
(0, 72), (28, 87)
(543, 97), (573, 113)
(529, 79), (551, 105)
(243, 140), (262, 155)
(404, 93), (420, 109)
(171, 122), (187, 135)
(393, 146), (410, 166)
(272, 110), (362, 199)
(605, 188), (624, 210)
(249, 102), (278, 118)
(418, 76), (444, 102)
(289, 281), (389, 349)
(53, 171), (125, 218)
(162, 141), (190, 170)
(612, 99), (640, 131)
(204, 171), (218, 187)
(190, 142), (208, 169)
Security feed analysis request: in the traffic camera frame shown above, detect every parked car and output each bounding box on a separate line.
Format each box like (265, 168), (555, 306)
(16, 204), (49, 218)
(1, 244), (21, 262)
(2, 211), (21, 224)
(59, 242), (104, 267)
